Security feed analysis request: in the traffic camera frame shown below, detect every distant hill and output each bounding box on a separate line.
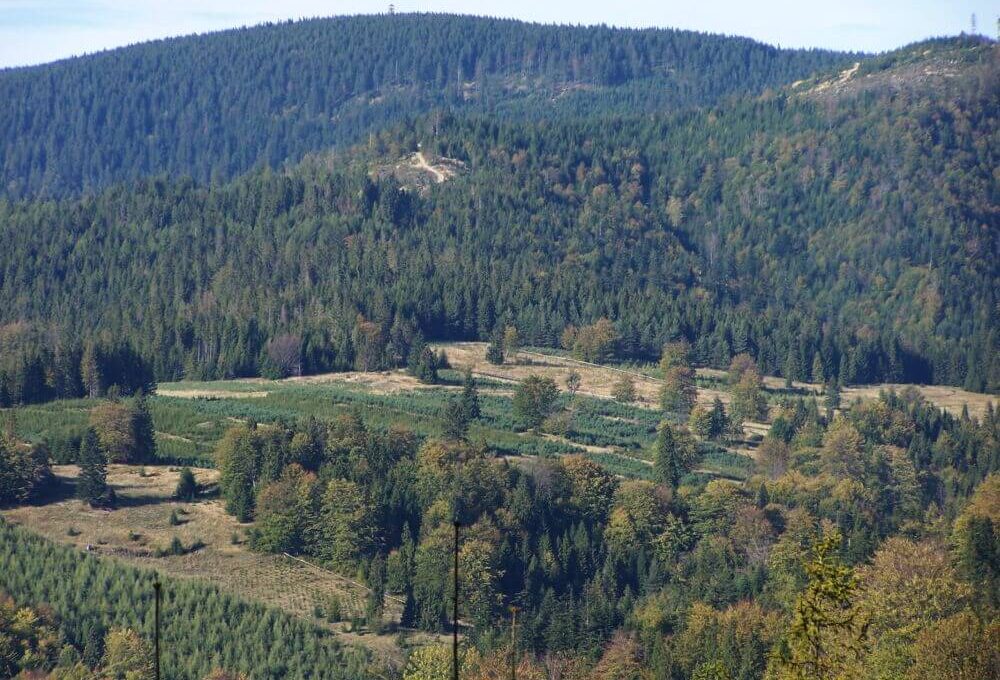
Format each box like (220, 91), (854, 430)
(0, 37), (995, 393)
(790, 35), (997, 100)
(0, 13), (852, 198)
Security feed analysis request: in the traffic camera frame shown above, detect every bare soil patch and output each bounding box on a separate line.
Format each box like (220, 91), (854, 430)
(283, 369), (448, 394)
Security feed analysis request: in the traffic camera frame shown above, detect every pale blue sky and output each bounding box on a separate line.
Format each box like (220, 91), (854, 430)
(0, 0), (995, 68)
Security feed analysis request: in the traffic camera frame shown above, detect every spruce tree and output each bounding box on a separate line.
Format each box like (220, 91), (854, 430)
(77, 428), (110, 507)
(460, 369), (480, 421)
(366, 554), (387, 633)
(654, 422), (682, 489)
(778, 532), (864, 678)
(407, 342), (438, 384)
(132, 392), (156, 463)
(958, 516), (1000, 610)
(82, 624), (105, 669)
(708, 397), (728, 439)
(811, 353), (826, 384)
(824, 380), (841, 413)
(485, 337), (505, 365)
(443, 396), (470, 440)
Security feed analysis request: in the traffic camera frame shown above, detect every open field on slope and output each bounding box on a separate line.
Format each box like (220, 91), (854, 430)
(435, 342), (993, 421)
(432, 342), (772, 434)
(7, 367), (680, 481)
(694, 367), (994, 420)
(0, 465), (435, 663)
(13, 342), (990, 484)
(8, 342), (991, 484)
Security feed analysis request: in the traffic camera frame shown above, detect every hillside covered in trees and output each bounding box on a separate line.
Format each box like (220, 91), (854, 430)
(0, 36), (995, 397)
(0, 10), (998, 680)
(0, 14), (853, 198)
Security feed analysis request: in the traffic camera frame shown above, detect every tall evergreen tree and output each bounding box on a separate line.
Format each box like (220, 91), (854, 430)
(175, 467), (198, 501)
(654, 422), (683, 489)
(132, 392), (157, 464)
(366, 554), (387, 633)
(824, 380), (842, 414)
(958, 516), (1000, 610)
(81, 343), (101, 399)
(485, 336), (505, 366)
(443, 396), (470, 441)
(708, 397), (729, 439)
(77, 428), (110, 507)
(811, 353), (826, 384)
(460, 369), (481, 421)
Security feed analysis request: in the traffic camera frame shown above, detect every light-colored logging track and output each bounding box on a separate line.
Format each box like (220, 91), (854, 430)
(413, 151), (447, 183)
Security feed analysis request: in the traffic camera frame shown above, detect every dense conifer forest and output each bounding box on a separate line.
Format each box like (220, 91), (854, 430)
(0, 14), (852, 198)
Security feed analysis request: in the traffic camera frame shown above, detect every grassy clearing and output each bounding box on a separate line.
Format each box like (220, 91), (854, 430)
(518, 344), (995, 421)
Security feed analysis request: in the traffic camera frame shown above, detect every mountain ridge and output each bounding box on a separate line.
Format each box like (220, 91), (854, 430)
(0, 13), (854, 198)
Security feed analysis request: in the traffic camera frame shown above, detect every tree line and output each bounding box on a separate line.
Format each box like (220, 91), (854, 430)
(0, 330), (155, 406)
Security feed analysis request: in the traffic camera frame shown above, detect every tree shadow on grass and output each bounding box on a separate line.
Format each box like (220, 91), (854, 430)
(20, 475), (78, 506)
(109, 491), (170, 508)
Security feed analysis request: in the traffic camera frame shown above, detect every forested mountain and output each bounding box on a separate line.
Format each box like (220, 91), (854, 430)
(0, 37), (995, 398)
(1, 17), (998, 680)
(0, 13), (853, 197)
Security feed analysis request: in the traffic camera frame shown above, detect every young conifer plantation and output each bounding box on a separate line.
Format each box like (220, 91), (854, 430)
(0, 11), (997, 680)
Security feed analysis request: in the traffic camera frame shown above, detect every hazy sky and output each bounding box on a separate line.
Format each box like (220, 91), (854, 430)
(0, 0), (995, 68)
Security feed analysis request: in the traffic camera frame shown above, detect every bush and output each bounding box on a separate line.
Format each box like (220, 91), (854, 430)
(324, 595), (345, 623)
(612, 375), (637, 403)
(542, 411), (571, 437)
(485, 340), (505, 365)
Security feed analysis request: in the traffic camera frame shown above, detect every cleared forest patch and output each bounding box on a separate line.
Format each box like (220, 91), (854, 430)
(372, 150), (467, 193)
